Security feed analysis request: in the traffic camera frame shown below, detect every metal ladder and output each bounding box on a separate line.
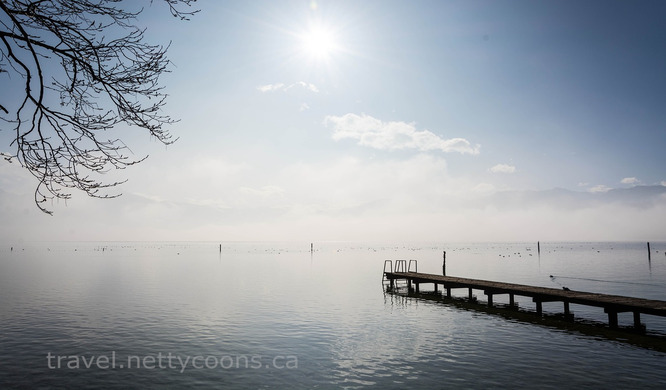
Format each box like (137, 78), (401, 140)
(382, 259), (417, 289)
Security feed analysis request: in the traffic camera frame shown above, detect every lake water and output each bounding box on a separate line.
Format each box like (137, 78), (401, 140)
(1, 241), (666, 388)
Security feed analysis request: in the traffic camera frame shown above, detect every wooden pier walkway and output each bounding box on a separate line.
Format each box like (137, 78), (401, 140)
(384, 271), (666, 331)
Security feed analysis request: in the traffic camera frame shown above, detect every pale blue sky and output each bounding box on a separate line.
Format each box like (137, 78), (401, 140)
(1, 0), (665, 242)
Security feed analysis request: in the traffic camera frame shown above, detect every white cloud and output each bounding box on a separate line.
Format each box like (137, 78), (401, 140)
(0, 161), (34, 195)
(589, 184), (612, 193)
(489, 164), (516, 174)
(285, 81), (319, 93)
(299, 103), (310, 111)
(325, 113), (480, 155)
(472, 183), (496, 193)
(256, 83), (285, 92)
(257, 82), (319, 93)
(621, 177), (640, 185)
(118, 156), (251, 211)
(662, 181), (666, 187)
(239, 185), (285, 201)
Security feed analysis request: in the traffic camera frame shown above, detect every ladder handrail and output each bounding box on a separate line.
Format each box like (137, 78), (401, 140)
(395, 259), (407, 273)
(408, 259), (418, 273)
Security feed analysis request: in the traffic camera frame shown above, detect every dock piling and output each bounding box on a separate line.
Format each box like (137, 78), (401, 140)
(634, 311), (642, 330)
(535, 300), (543, 315)
(648, 242), (651, 262)
(606, 309), (619, 329)
(442, 251), (446, 276)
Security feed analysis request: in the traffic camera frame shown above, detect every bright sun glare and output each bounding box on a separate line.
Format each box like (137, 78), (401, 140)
(300, 24), (338, 61)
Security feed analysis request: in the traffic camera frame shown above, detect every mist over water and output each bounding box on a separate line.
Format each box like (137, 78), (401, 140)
(1, 241), (665, 388)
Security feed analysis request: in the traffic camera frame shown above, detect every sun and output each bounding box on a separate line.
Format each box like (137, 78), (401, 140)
(299, 23), (339, 62)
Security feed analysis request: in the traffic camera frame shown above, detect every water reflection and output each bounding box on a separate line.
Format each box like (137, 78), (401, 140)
(384, 286), (666, 353)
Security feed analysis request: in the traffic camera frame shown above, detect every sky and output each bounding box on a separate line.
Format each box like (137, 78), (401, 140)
(1, 0), (666, 242)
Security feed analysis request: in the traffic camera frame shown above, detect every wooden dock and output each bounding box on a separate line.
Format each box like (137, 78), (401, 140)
(384, 271), (666, 331)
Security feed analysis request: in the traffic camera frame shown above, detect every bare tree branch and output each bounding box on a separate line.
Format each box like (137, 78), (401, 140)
(0, 0), (197, 214)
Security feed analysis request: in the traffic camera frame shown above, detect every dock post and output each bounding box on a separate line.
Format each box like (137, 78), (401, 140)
(535, 300), (543, 315)
(563, 301), (573, 320)
(434, 283), (438, 293)
(487, 293), (493, 307)
(442, 251), (446, 276)
(468, 288), (474, 301)
(648, 242), (651, 261)
(633, 311), (642, 330)
(446, 287), (451, 298)
(509, 294), (515, 307)
(415, 282), (419, 293)
(606, 309), (618, 329)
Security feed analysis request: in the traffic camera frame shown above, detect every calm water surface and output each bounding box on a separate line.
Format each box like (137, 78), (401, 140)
(1, 241), (666, 388)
